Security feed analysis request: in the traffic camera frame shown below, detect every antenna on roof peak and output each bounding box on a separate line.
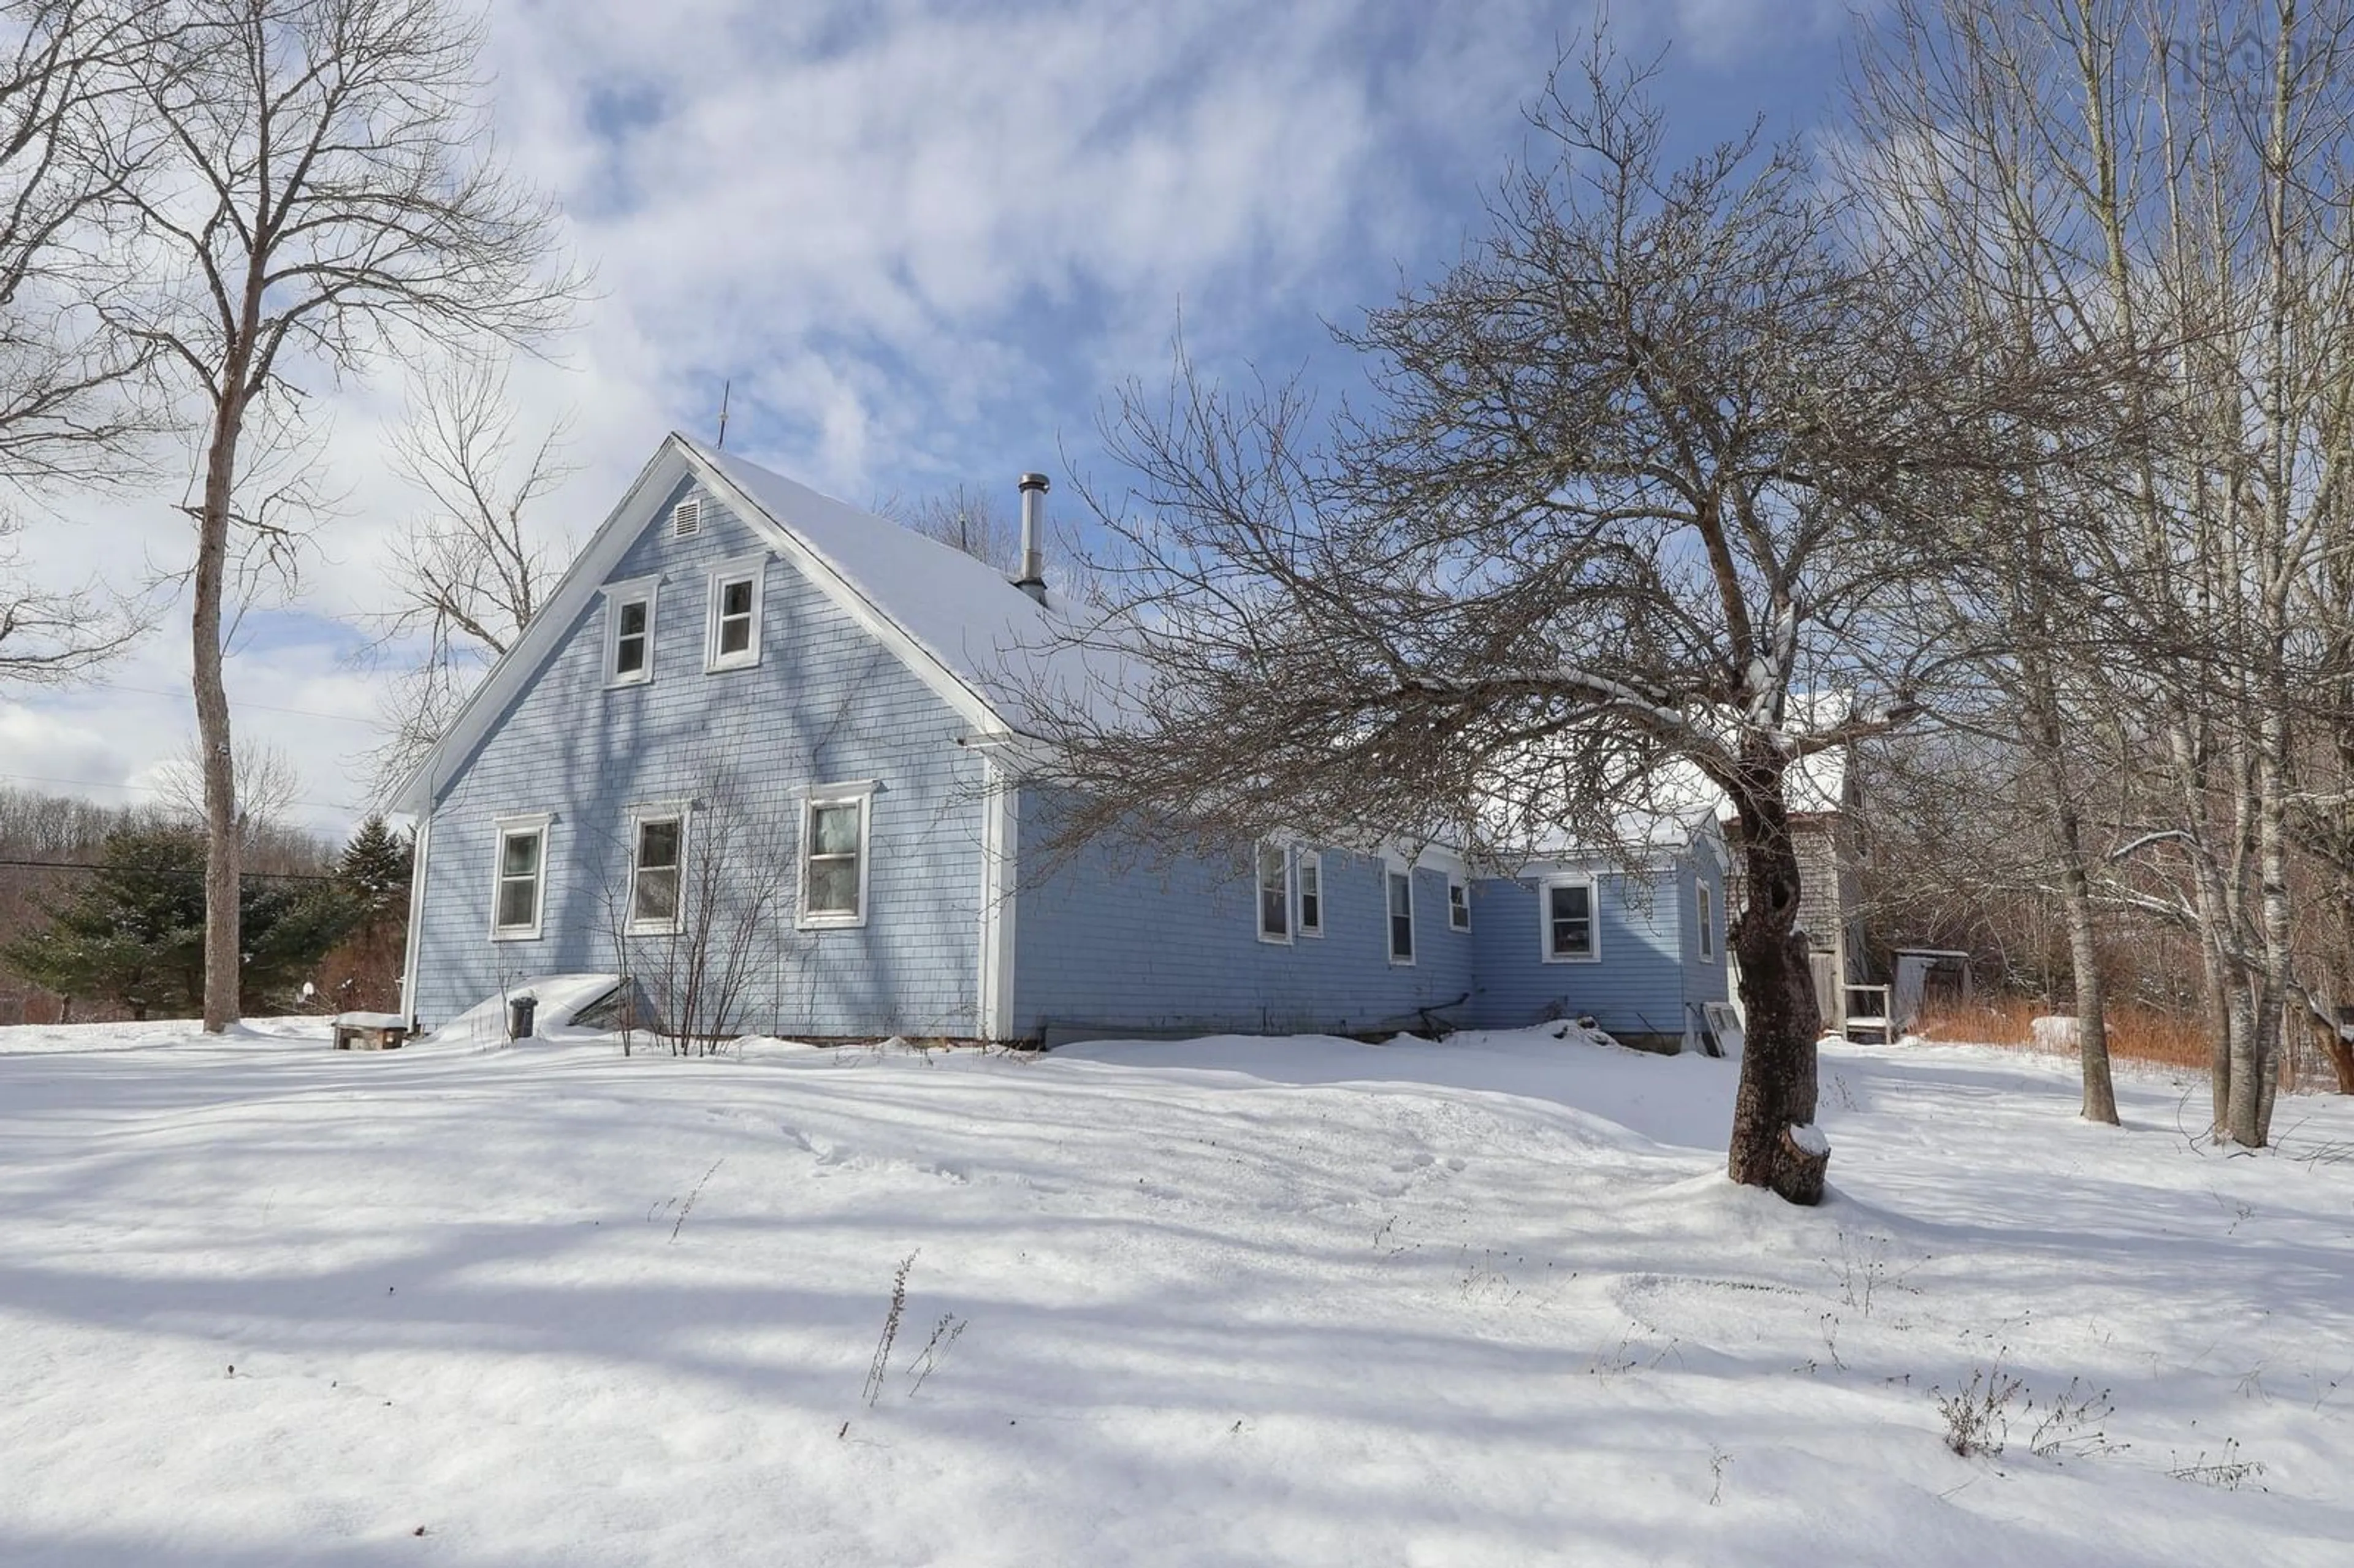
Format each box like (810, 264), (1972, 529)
(715, 379), (732, 449)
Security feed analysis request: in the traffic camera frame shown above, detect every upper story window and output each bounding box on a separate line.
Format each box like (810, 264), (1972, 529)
(706, 557), (764, 671)
(604, 577), (657, 687)
(1255, 840), (1292, 943)
(800, 784), (874, 928)
(629, 810), (686, 934)
(1544, 875), (1599, 962)
(1297, 850), (1323, 937)
(1696, 880), (1716, 962)
(490, 813), (552, 940)
(1448, 877), (1470, 931)
(1387, 869), (1415, 964)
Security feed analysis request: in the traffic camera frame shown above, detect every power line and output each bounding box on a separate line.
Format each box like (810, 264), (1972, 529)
(72, 682), (381, 727)
(0, 856), (342, 883)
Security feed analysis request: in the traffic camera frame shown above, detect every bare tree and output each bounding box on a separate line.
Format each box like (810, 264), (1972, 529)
(1853, 0), (2354, 1144)
(151, 734), (302, 840)
(0, 1), (174, 682)
(88, 0), (582, 1032)
(879, 479), (1103, 604)
(600, 761), (797, 1055)
(883, 481), (1021, 573)
(1020, 48), (2125, 1204)
(370, 352), (573, 786)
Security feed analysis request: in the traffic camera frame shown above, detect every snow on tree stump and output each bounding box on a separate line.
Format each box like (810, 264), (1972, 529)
(1774, 1122), (1830, 1206)
(333, 1012), (408, 1051)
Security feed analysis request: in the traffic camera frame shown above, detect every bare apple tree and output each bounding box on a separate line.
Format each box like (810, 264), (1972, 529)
(1019, 46), (2131, 1204)
(84, 0), (582, 1032)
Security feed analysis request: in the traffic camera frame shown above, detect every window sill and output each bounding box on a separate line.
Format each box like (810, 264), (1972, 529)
(1542, 952), (1601, 964)
(489, 928), (543, 943)
(702, 656), (761, 674)
(798, 913), (869, 932)
(605, 674), (653, 691)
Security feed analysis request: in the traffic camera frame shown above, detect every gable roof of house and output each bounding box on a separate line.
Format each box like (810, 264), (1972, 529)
(391, 433), (1127, 814)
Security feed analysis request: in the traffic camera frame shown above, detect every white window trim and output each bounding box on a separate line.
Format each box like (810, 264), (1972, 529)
(798, 782), (875, 930)
(603, 576), (659, 688)
(1296, 848), (1324, 938)
(1540, 872), (1602, 964)
(1447, 876), (1471, 932)
(625, 802), (691, 937)
(704, 554), (766, 672)
(1255, 839), (1293, 945)
(489, 812), (554, 942)
(1385, 866), (1416, 967)
(1696, 878), (1716, 963)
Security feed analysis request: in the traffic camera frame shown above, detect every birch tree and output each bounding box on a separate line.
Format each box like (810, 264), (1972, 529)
(1023, 49), (2125, 1204)
(96, 0), (580, 1032)
(1855, 0), (2354, 1144)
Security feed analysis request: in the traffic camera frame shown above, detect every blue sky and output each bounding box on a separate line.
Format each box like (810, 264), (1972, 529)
(7, 0), (1868, 835)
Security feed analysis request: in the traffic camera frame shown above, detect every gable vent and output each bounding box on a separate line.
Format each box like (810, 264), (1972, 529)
(671, 497), (704, 538)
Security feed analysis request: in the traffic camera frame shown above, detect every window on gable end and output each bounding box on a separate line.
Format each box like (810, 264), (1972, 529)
(800, 786), (873, 927)
(490, 815), (551, 940)
(1448, 877), (1470, 931)
(629, 810), (685, 933)
(705, 557), (764, 671)
(1297, 850), (1322, 937)
(604, 579), (657, 686)
(1255, 840), (1292, 943)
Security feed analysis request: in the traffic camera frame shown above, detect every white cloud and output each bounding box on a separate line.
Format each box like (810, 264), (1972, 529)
(4, 0), (1856, 838)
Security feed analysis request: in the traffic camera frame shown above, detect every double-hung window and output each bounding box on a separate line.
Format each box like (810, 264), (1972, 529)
(705, 556), (764, 671)
(1387, 869), (1415, 964)
(628, 809), (686, 934)
(490, 813), (552, 940)
(1255, 841), (1292, 943)
(1696, 880), (1716, 962)
(800, 785), (873, 927)
(1296, 851), (1323, 937)
(1544, 875), (1599, 961)
(1447, 877), (1470, 931)
(604, 578), (658, 686)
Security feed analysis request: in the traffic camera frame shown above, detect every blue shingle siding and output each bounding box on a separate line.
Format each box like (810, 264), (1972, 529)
(1464, 862), (1693, 1038)
(1008, 791), (1476, 1038)
(410, 478), (989, 1036)
(1680, 839), (1731, 1029)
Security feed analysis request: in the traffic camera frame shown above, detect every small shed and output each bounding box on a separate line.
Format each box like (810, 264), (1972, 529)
(1891, 949), (1973, 1033)
(333, 1011), (409, 1051)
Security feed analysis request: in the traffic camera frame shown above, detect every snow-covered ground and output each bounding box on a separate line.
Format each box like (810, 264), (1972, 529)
(1, 1018), (2347, 1566)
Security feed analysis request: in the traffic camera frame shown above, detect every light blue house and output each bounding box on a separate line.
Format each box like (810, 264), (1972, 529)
(394, 435), (1729, 1049)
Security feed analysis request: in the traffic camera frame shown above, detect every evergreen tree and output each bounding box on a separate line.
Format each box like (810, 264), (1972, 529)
(4, 824), (356, 1018)
(335, 815), (413, 946)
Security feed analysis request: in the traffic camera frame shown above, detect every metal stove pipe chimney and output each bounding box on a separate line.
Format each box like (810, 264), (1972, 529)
(1014, 472), (1049, 603)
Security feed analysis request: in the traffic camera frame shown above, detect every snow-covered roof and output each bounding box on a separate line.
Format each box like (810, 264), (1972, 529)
(392, 434), (1136, 812)
(685, 440), (1128, 733)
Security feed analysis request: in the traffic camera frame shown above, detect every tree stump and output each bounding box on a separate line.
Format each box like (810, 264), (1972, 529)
(1772, 1124), (1830, 1206)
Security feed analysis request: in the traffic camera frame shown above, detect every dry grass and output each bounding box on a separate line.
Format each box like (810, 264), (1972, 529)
(1913, 996), (2211, 1071)
(1912, 997), (2344, 1090)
